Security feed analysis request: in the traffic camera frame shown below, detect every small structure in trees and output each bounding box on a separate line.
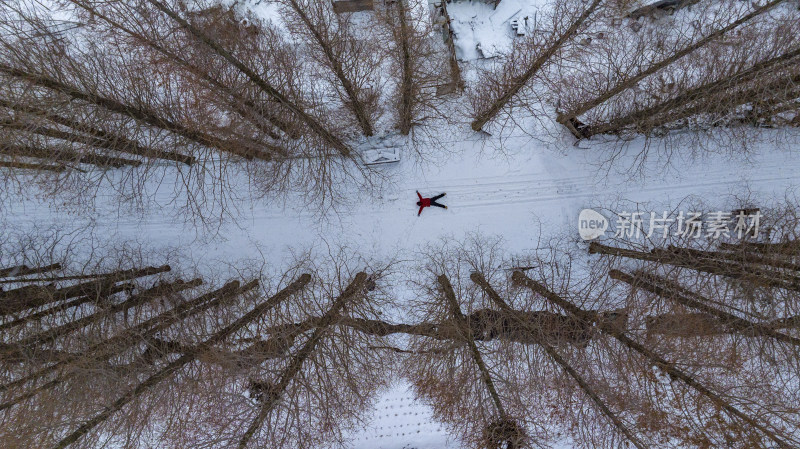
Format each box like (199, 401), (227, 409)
(332, 0), (375, 13)
(362, 147), (401, 165)
(626, 0), (698, 21)
(360, 133), (402, 165)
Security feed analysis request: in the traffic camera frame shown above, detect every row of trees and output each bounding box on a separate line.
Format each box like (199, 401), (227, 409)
(0, 238), (393, 448)
(1, 0), (798, 219)
(467, 0), (800, 139)
(3, 209), (800, 448)
(0, 0), (449, 217)
(550, 0), (800, 138)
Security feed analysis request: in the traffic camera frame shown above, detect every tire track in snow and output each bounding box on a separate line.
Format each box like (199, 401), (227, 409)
(451, 174), (799, 210)
(409, 159), (797, 211)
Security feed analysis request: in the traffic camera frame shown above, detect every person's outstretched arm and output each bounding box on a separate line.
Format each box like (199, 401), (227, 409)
(417, 191), (423, 202)
(418, 205), (424, 216)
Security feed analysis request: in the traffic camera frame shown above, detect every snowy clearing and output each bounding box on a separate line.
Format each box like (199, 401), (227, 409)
(2, 0), (800, 447)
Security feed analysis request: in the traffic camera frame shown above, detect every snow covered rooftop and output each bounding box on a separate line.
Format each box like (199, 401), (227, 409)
(447, 0), (546, 59)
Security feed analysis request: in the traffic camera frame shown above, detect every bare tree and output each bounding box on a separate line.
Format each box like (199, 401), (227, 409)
(278, 0), (382, 137)
(0, 1), (383, 222)
(552, 0), (793, 137)
(469, 0), (604, 132)
(399, 237), (644, 448)
(575, 16), (800, 138)
(377, 0), (448, 135)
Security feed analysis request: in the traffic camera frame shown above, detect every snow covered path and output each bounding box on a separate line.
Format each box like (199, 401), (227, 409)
(5, 132), (800, 267)
(5, 130), (800, 449)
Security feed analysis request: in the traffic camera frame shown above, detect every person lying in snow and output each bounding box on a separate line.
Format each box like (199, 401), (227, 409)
(417, 191), (447, 216)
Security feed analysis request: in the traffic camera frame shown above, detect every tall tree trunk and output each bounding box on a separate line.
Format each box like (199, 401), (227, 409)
(656, 245), (800, 273)
(512, 270), (795, 449)
(0, 99), (195, 164)
(0, 284), (58, 307)
(0, 263), (61, 278)
(0, 140), (141, 169)
(611, 269), (800, 347)
(471, 272), (647, 449)
(470, 0), (602, 132)
(243, 304), (597, 346)
(589, 242), (800, 292)
(0, 266), (164, 284)
(438, 274), (508, 419)
(53, 274), (311, 449)
(0, 160), (65, 171)
(439, 0), (464, 91)
(139, 305), (603, 368)
(395, 0), (415, 136)
(237, 272), (368, 448)
(0, 265), (171, 315)
(767, 315), (800, 330)
(718, 240), (800, 255)
(284, 0), (374, 136)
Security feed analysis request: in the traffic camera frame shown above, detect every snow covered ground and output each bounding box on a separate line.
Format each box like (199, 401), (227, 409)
(6, 129), (799, 262)
(5, 125), (800, 447)
(346, 385), (454, 449)
(4, 1), (800, 447)
(447, 0), (547, 59)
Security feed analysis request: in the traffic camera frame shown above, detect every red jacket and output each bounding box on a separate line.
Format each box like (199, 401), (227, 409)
(417, 191), (431, 216)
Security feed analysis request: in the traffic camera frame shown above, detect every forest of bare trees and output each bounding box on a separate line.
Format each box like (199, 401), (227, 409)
(553, 0), (800, 139)
(0, 236), (397, 448)
(465, 0), (800, 145)
(2, 0), (800, 447)
(3, 205), (800, 448)
(0, 0), (460, 217)
(0, 0), (796, 215)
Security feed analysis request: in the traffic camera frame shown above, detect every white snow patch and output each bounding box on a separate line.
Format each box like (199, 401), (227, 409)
(345, 382), (458, 449)
(447, 0), (546, 59)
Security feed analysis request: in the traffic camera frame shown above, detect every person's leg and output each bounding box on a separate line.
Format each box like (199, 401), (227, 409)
(431, 193), (446, 201)
(431, 201), (447, 209)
